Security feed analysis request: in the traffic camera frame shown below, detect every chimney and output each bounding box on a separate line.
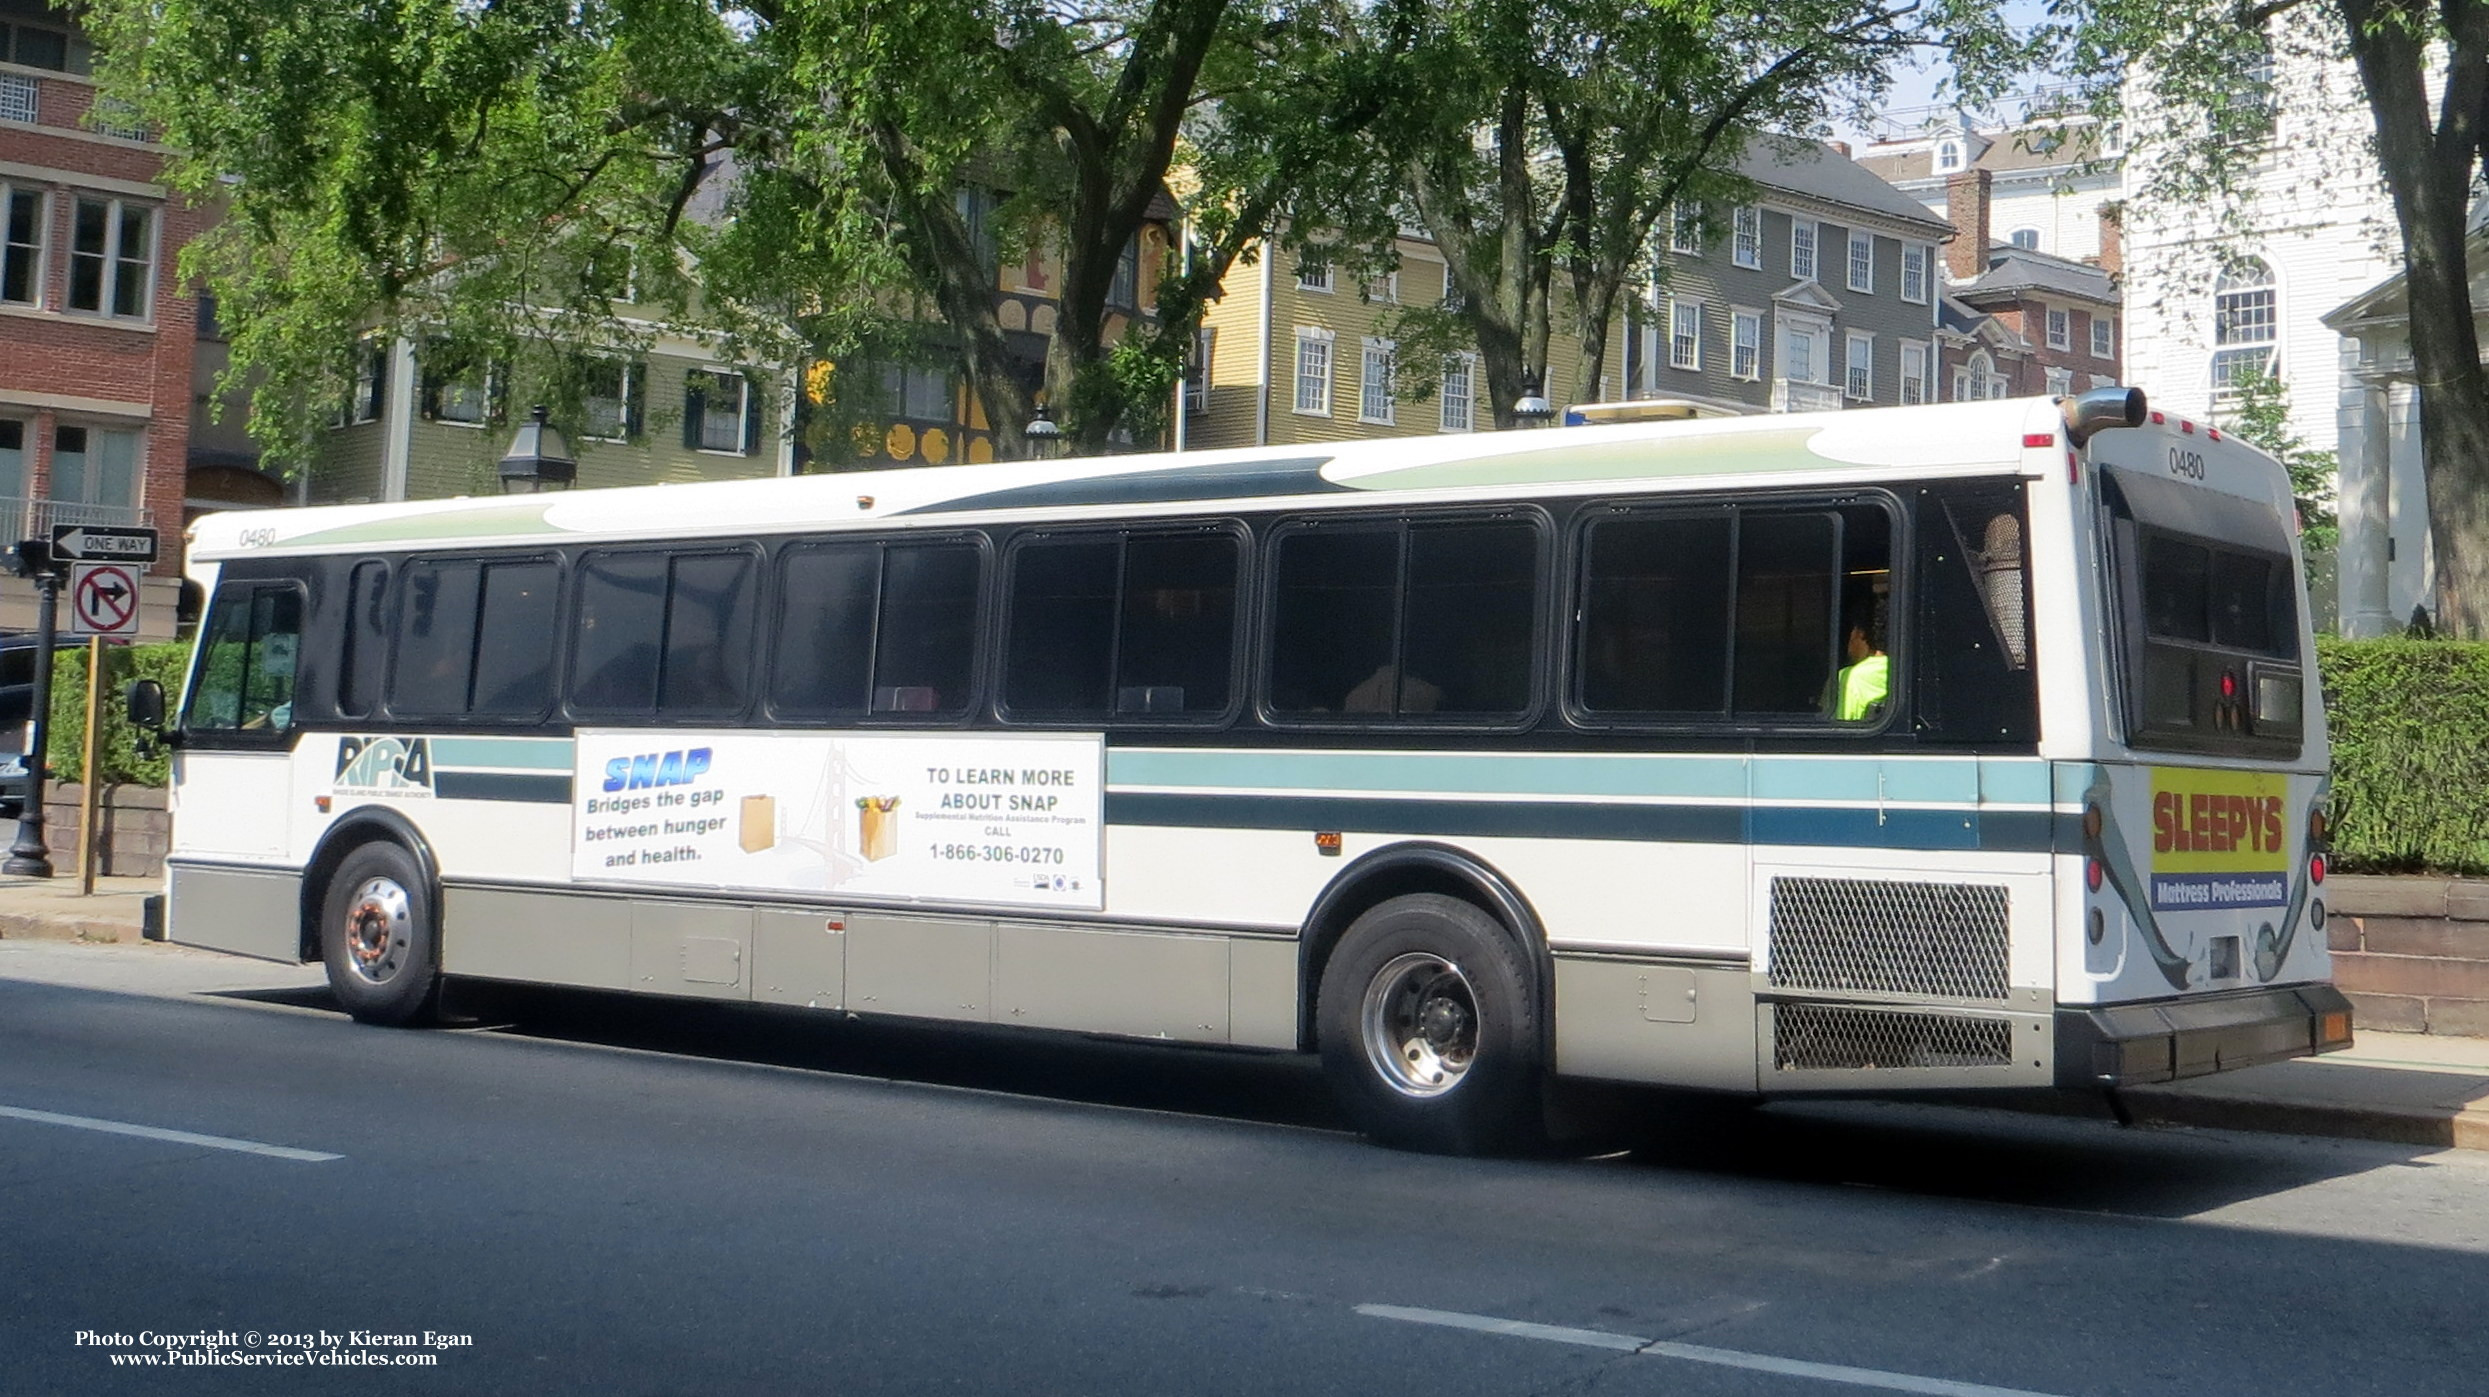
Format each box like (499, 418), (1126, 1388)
(1945, 168), (1992, 283)
(2096, 205), (2123, 279)
(1829, 139), (1852, 158)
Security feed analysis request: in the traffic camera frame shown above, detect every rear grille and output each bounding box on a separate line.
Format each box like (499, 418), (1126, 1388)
(1773, 1004), (2015, 1071)
(1768, 877), (2011, 1001)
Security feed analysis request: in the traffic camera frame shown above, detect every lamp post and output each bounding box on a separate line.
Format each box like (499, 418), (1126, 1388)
(1023, 403), (1065, 460)
(498, 406), (578, 493)
(1511, 371), (1555, 429)
(2, 539), (62, 877)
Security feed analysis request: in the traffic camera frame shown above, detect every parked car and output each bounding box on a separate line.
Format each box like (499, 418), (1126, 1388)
(0, 634), (107, 820)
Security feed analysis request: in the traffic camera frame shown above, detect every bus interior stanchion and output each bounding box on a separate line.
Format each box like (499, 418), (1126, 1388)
(4, 542), (62, 878)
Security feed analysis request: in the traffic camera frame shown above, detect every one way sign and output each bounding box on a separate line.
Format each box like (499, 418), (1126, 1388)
(52, 524), (159, 563)
(69, 563), (142, 638)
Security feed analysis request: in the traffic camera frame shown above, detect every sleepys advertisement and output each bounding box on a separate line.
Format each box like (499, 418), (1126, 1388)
(2147, 766), (2290, 913)
(570, 730), (1104, 910)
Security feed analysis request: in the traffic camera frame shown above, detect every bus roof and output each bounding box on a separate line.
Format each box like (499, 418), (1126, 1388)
(190, 396), (2065, 560)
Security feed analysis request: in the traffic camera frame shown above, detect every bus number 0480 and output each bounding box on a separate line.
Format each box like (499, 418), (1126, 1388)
(2168, 447), (2206, 479)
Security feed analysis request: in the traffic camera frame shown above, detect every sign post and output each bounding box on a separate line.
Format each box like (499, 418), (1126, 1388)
(77, 636), (103, 894)
(7, 526), (155, 879)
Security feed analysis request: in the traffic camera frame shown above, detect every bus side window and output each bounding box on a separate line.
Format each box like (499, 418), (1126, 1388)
(1578, 514), (1732, 717)
(1003, 529), (1240, 722)
(1268, 527), (1398, 716)
(187, 584), (303, 734)
(389, 558), (558, 718)
(871, 543), (980, 717)
(338, 560), (388, 719)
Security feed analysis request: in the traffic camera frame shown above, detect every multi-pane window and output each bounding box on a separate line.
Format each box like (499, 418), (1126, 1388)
(2212, 258), (2277, 390)
(880, 363), (953, 422)
(2092, 316), (2116, 359)
(1731, 206), (1761, 268)
(1, 186), (40, 306)
(1107, 238), (1140, 310)
(1845, 230), (1873, 293)
(66, 198), (151, 318)
(581, 359), (638, 440)
(3, 19), (82, 72)
(1901, 244), (1929, 304)
(2045, 307), (2071, 350)
(391, 558), (562, 718)
(1267, 518), (1541, 721)
(0, 73), (32, 125)
(1791, 221), (1818, 281)
(2008, 228), (2041, 251)
(1293, 328), (1333, 415)
(184, 585), (303, 734)
(1296, 250), (1334, 292)
(1671, 203), (1703, 254)
(1669, 298), (1702, 370)
(1439, 262), (1462, 313)
(423, 345), (495, 425)
(569, 550), (759, 717)
(1730, 311), (1762, 380)
(336, 341), (386, 427)
(1576, 503), (1893, 723)
(687, 368), (754, 452)
(1002, 531), (1240, 720)
(2045, 366), (2073, 396)
(1900, 342), (1928, 405)
(1784, 326), (1817, 384)
(1935, 139), (1964, 172)
(1440, 353), (1474, 432)
(0, 419), (24, 499)
(1185, 327), (1215, 414)
(48, 423), (139, 511)
(1358, 338), (1396, 424)
(770, 539), (983, 719)
(1845, 332), (1873, 400)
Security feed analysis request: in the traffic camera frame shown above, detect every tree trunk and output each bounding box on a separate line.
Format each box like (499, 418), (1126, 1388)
(2341, 0), (2489, 635)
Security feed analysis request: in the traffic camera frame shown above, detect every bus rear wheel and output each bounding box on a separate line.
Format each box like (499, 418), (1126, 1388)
(320, 842), (442, 1027)
(1317, 894), (1543, 1155)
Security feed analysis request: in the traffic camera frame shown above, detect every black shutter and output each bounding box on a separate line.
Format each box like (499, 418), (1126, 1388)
(418, 350), (440, 420)
(486, 362), (508, 424)
(742, 372), (761, 455)
(366, 343), (386, 421)
(683, 370), (706, 449)
(625, 361), (646, 439)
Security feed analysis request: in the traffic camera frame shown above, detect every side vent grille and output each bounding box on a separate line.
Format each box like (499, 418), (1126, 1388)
(1769, 877), (2011, 1001)
(1773, 1004), (2014, 1071)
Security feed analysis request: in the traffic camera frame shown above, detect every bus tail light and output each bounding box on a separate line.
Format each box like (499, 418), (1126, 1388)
(2309, 806), (2329, 846)
(2310, 852), (2327, 885)
(2318, 1011), (2352, 1047)
(2085, 858), (2103, 892)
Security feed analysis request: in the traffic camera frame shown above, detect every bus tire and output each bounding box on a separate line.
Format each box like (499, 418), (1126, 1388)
(319, 842), (442, 1027)
(1317, 893), (1543, 1155)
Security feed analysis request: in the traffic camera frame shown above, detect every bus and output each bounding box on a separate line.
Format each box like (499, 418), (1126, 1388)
(137, 387), (2351, 1153)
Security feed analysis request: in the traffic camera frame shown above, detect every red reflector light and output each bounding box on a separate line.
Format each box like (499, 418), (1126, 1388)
(2311, 853), (2327, 884)
(2220, 671), (2238, 697)
(2023, 433), (2056, 448)
(2068, 451), (2080, 484)
(2208, 428), (2222, 442)
(2181, 420), (2196, 434)
(2150, 411), (2165, 424)
(2086, 858), (2103, 892)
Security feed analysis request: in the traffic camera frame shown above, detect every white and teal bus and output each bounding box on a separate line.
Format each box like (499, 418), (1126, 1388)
(140, 388), (2350, 1152)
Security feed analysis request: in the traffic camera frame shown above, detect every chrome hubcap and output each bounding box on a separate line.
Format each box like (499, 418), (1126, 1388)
(342, 877), (412, 987)
(1361, 953), (1480, 1098)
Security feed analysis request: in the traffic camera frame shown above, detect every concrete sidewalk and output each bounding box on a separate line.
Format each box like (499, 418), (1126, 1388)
(4, 872), (2485, 1151)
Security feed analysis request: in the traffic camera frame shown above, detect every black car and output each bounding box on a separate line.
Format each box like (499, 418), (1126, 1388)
(0, 635), (97, 820)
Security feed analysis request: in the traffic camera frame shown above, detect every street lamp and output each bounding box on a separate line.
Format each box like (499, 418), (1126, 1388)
(498, 406), (578, 493)
(1023, 403), (1065, 460)
(1511, 371), (1555, 429)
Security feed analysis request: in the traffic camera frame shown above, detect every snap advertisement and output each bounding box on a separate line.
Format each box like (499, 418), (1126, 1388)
(570, 730), (1104, 910)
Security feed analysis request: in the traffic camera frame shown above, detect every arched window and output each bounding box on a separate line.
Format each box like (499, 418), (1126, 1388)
(1957, 350), (2003, 402)
(1935, 139), (1964, 173)
(2008, 228), (2041, 251)
(2212, 257), (2277, 392)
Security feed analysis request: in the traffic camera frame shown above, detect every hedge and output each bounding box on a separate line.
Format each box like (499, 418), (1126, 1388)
(2317, 635), (2489, 876)
(42, 641), (190, 788)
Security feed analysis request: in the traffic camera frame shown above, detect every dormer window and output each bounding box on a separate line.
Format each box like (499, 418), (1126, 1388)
(1935, 140), (1965, 173)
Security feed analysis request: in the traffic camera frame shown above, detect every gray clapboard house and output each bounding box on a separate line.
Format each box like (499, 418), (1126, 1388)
(1623, 142), (1951, 415)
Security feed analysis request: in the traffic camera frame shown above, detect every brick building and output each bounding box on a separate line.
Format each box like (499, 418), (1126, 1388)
(1933, 168), (2123, 404)
(0, 0), (220, 632)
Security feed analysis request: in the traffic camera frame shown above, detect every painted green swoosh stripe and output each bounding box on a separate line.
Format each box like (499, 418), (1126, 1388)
(429, 736), (575, 771)
(1105, 749), (2055, 806)
(1338, 429), (1830, 492)
(278, 501), (565, 549)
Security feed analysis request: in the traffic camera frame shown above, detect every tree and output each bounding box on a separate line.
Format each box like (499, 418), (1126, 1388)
(1345, 0), (2028, 427)
(84, 0), (1384, 466)
(2057, 0), (2489, 635)
(2225, 366), (2340, 552)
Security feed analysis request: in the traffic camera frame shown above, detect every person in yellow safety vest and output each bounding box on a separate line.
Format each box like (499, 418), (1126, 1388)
(1836, 597), (1888, 722)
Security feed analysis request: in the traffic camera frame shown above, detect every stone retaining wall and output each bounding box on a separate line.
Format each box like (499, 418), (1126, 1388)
(2327, 874), (2489, 1036)
(36, 784), (169, 879)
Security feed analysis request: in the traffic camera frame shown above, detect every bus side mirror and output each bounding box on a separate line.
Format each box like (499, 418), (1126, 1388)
(126, 679), (168, 757)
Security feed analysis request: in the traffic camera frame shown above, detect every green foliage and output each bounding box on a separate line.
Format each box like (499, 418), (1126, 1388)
(45, 643), (193, 790)
(2221, 367), (2338, 552)
(2317, 635), (2489, 876)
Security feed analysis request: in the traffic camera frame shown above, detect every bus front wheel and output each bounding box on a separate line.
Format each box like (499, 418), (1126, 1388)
(320, 842), (442, 1027)
(1317, 894), (1543, 1155)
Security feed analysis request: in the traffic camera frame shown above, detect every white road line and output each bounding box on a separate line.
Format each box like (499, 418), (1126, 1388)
(1356, 1303), (2067, 1397)
(0, 1105), (343, 1162)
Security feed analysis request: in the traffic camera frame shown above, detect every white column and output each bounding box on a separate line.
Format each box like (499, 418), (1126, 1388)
(2338, 370), (2394, 637)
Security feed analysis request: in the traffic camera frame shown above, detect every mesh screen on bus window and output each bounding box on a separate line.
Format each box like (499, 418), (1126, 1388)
(392, 561), (480, 715)
(659, 553), (756, 714)
(2143, 537), (2212, 642)
(571, 553), (667, 714)
(1731, 512), (1839, 717)
(338, 560), (388, 718)
(1005, 536), (1119, 717)
(771, 543), (877, 717)
(470, 562), (559, 715)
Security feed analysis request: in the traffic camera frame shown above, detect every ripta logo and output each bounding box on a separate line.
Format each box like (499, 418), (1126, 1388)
(601, 747), (713, 792)
(335, 736), (434, 795)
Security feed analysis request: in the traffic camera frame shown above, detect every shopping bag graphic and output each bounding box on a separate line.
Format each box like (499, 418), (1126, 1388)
(739, 795), (776, 852)
(854, 796), (901, 861)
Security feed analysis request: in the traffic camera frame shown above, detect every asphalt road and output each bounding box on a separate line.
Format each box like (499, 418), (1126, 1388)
(4, 945), (2487, 1396)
